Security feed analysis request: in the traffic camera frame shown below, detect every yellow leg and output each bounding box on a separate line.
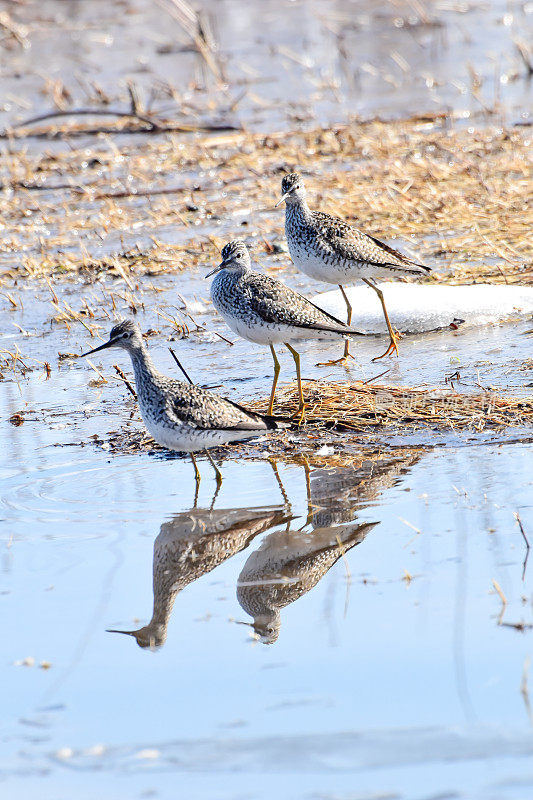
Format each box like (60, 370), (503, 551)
(204, 449), (222, 489)
(268, 344), (281, 416)
(362, 278), (401, 361)
(268, 457), (290, 507)
(316, 285), (355, 367)
(190, 453), (200, 507)
(285, 342), (306, 424)
(341, 285), (353, 360)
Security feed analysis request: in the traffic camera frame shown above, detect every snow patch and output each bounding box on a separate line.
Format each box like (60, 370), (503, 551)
(312, 283), (533, 334)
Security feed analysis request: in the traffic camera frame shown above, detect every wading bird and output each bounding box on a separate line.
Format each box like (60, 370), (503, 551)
(277, 172), (430, 363)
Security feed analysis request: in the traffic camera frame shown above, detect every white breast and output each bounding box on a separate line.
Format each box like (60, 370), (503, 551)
(289, 241), (342, 284)
(139, 410), (264, 453)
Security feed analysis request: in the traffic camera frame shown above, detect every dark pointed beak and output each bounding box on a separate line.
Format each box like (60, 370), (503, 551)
(80, 338), (118, 357)
(106, 628), (137, 636)
(205, 261), (226, 279)
(275, 192), (290, 208)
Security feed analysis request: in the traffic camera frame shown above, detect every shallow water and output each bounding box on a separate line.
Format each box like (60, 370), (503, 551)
(1, 0), (532, 137)
(2, 429), (533, 799)
(1, 265), (533, 798)
(1, 2), (533, 798)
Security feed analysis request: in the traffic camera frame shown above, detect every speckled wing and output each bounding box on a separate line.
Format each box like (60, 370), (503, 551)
(245, 273), (364, 334)
(314, 211), (430, 274)
(164, 380), (274, 431)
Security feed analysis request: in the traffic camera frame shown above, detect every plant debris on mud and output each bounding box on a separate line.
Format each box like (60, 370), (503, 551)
(0, 119), (531, 286)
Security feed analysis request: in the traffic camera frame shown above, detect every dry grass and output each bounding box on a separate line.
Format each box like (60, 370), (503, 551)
(252, 380), (533, 433)
(0, 118), (531, 284)
(84, 377), (533, 462)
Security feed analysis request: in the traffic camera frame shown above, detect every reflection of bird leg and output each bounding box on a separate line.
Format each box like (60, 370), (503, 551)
(268, 344), (281, 415)
(362, 278), (402, 361)
(285, 342), (306, 424)
(204, 449), (222, 511)
(268, 457), (291, 509)
(208, 480), (221, 512)
(190, 453), (200, 508)
(300, 456), (314, 529)
(316, 285), (356, 367)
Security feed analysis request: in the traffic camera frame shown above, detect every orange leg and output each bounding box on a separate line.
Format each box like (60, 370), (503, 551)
(316, 285), (356, 367)
(268, 344), (281, 415)
(362, 278), (402, 361)
(285, 342), (306, 425)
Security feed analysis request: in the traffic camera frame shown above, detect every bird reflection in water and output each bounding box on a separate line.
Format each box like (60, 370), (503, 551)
(108, 453), (418, 649)
(108, 504), (291, 649)
(237, 454), (418, 644)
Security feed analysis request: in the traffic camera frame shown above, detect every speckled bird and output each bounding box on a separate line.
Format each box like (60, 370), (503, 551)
(108, 504), (290, 649)
(207, 239), (365, 420)
(237, 453), (419, 643)
(277, 172), (430, 362)
(81, 319), (287, 459)
(237, 521), (375, 644)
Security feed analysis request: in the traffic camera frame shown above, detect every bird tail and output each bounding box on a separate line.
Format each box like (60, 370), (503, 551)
(345, 327), (366, 337)
(402, 262), (431, 276)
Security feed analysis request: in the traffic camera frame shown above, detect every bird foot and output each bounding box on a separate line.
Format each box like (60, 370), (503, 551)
(315, 353), (355, 368)
(372, 331), (402, 362)
(290, 405), (307, 426)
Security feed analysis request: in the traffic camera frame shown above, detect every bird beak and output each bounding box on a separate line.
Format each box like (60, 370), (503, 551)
(106, 628), (136, 636)
(205, 261), (226, 279)
(80, 337), (119, 357)
(275, 192), (290, 208)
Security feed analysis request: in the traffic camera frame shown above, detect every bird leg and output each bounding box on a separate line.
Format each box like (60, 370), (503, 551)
(268, 457), (290, 508)
(190, 453), (201, 507)
(204, 449), (223, 489)
(316, 285), (355, 367)
(268, 344), (281, 415)
(362, 278), (402, 360)
(285, 342), (306, 424)
(204, 450), (222, 510)
(302, 456), (314, 528)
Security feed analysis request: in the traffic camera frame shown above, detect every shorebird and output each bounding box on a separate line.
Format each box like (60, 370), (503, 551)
(81, 319), (287, 477)
(108, 504), (289, 649)
(277, 172), (430, 363)
(237, 453), (419, 643)
(206, 239), (365, 421)
(237, 521), (374, 644)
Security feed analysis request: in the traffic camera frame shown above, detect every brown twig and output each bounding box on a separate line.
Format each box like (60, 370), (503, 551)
(168, 347), (194, 385)
(113, 365), (137, 398)
(8, 107), (163, 132)
(515, 512), (530, 580)
(493, 579), (507, 625)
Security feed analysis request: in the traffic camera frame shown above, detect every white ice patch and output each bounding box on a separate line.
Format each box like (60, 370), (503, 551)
(312, 283), (533, 334)
(179, 298), (208, 315)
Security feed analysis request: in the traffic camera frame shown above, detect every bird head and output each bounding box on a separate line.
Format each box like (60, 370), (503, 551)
(252, 611), (281, 644)
(205, 239), (251, 278)
(106, 623), (166, 650)
(80, 319), (144, 357)
(276, 172), (306, 207)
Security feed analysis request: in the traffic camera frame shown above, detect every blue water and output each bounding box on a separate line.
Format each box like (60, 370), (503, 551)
(1, 405), (533, 798)
(1, 1), (532, 794)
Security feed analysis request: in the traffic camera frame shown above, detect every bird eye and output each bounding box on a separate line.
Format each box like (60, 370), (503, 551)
(122, 332), (130, 338)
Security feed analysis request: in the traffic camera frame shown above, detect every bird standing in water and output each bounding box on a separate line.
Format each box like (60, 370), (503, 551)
(81, 319), (287, 482)
(277, 172), (430, 363)
(207, 239), (365, 421)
